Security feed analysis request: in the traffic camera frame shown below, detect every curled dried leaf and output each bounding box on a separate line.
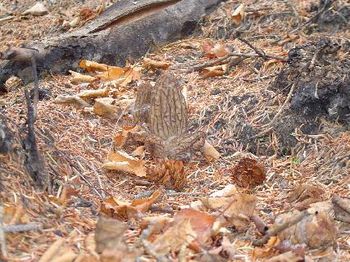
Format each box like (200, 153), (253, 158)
(102, 150), (146, 177)
(79, 60), (109, 72)
(229, 3), (245, 25)
(69, 70), (96, 84)
(93, 97), (118, 118)
(202, 140), (220, 161)
(78, 87), (110, 99)
(100, 190), (162, 220)
(143, 57), (171, 70)
(54, 95), (91, 108)
(275, 210), (337, 249)
(201, 65), (227, 78)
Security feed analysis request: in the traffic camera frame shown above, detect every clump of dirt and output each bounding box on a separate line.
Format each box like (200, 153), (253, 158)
(274, 38), (350, 124)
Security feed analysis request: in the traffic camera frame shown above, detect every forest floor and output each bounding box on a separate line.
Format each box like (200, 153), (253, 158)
(0, 0), (350, 261)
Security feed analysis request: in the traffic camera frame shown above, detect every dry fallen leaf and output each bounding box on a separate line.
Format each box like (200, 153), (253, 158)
(77, 59), (139, 85)
(149, 218), (197, 256)
(113, 126), (139, 148)
(252, 236), (280, 260)
(131, 146), (145, 157)
(201, 64), (227, 78)
(229, 3), (245, 25)
(79, 59), (109, 72)
(288, 183), (325, 210)
(201, 41), (230, 59)
(120, 67), (141, 86)
(97, 67), (125, 81)
(54, 95), (91, 108)
(268, 251), (305, 262)
(39, 238), (77, 262)
(22, 2), (48, 16)
(93, 97), (118, 118)
(95, 216), (128, 253)
(201, 192), (256, 231)
(102, 150), (146, 177)
(69, 70), (96, 84)
(202, 140), (220, 161)
(275, 210), (337, 249)
(140, 215), (173, 241)
(100, 190), (163, 220)
(143, 57), (171, 70)
(95, 216), (140, 261)
(174, 209), (215, 247)
(78, 87), (110, 99)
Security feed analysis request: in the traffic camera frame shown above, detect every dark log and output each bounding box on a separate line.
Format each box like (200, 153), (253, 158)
(0, 0), (225, 87)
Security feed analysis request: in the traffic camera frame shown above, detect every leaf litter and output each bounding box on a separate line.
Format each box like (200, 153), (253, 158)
(0, 0), (350, 261)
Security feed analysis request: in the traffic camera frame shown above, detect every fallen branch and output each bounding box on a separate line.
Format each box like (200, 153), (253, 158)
(253, 210), (310, 246)
(253, 83), (296, 138)
(0, 0), (225, 87)
(0, 206), (7, 259)
(2, 223), (43, 233)
(19, 49), (48, 190)
(185, 51), (287, 72)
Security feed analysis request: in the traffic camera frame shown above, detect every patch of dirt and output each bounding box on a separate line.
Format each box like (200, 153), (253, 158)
(275, 38), (350, 124)
(311, 0), (350, 32)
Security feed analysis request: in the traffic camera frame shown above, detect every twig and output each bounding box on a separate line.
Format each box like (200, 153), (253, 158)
(253, 83), (296, 138)
(283, 0), (301, 25)
(3, 223), (43, 233)
(22, 50), (48, 189)
(185, 51), (286, 72)
(71, 165), (104, 200)
(250, 215), (268, 235)
(265, 83), (296, 127)
(238, 37), (267, 60)
(332, 195), (350, 214)
(0, 205), (7, 258)
(134, 190), (204, 199)
(253, 210), (310, 246)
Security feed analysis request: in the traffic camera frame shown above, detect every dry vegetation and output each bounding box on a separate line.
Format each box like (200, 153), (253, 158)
(0, 0), (350, 261)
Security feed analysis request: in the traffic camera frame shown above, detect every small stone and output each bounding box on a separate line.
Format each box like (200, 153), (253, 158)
(22, 2), (48, 16)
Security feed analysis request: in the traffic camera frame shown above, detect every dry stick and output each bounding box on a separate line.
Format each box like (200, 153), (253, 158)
(332, 195), (350, 214)
(3, 223), (43, 233)
(253, 210), (310, 246)
(253, 83), (296, 138)
(71, 165), (104, 200)
(186, 51), (287, 72)
(283, 0), (301, 25)
(0, 205), (7, 258)
(250, 215), (268, 235)
(238, 37), (267, 60)
(140, 226), (168, 262)
(21, 49), (48, 189)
